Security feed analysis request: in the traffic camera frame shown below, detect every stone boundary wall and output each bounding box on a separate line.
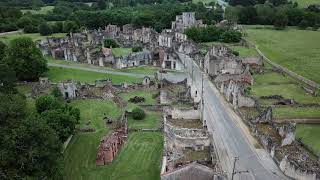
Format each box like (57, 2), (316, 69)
(62, 135), (73, 152)
(171, 107), (200, 120)
(243, 39), (320, 90)
(279, 156), (318, 180)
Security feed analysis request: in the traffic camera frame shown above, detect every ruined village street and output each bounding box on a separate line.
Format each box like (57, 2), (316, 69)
(178, 53), (289, 180)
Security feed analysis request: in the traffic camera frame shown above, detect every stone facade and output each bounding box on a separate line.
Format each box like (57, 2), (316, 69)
(171, 12), (206, 33)
(57, 81), (78, 99)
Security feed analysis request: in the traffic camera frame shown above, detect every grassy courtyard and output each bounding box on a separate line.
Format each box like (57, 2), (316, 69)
(246, 26), (320, 83)
(112, 48), (132, 57)
(47, 67), (142, 84)
(64, 99), (163, 180)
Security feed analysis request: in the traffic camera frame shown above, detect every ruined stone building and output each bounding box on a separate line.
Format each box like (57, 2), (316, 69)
(171, 12), (206, 33)
(115, 51), (152, 69)
(57, 81), (78, 99)
(96, 120), (128, 166)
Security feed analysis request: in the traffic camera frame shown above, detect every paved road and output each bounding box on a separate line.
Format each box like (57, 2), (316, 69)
(48, 63), (152, 78)
(178, 53), (288, 180)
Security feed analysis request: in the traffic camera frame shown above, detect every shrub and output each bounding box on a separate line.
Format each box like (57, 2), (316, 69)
(104, 38), (119, 48)
(35, 95), (62, 114)
(39, 23), (52, 36)
(232, 50), (239, 56)
(132, 108), (146, 120)
(132, 46), (143, 52)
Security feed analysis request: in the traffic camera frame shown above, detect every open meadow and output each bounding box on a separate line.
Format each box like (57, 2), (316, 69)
(246, 26), (320, 84)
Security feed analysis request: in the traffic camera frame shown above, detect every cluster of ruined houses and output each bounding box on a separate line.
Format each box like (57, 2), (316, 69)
(196, 45), (320, 179)
(36, 12), (204, 70)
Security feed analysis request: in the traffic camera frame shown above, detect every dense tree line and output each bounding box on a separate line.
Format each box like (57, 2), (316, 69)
(225, 3), (320, 29)
(71, 2), (223, 32)
(185, 26), (242, 43)
(0, 38), (80, 179)
(226, 0), (291, 7)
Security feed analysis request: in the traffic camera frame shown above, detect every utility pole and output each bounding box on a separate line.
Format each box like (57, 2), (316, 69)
(231, 157), (249, 180)
(231, 157), (239, 180)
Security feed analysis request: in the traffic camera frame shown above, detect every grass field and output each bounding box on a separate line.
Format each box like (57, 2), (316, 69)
(293, 0), (319, 7)
(48, 57), (159, 75)
(0, 33), (66, 44)
(112, 48), (132, 57)
(273, 106), (320, 119)
(64, 132), (163, 180)
(296, 124), (320, 154)
(192, 0), (215, 4)
(47, 67), (142, 84)
(246, 26), (320, 83)
(21, 6), (54, 14)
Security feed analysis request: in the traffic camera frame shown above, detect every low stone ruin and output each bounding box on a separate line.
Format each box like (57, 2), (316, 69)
(96, 112), (128, 166)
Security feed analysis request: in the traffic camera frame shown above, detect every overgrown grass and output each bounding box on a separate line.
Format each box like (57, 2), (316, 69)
(70, 99), (122, 130)
(293, 0), (319, 7)
(296, 124), (320, 154)
(128, 111), (162, 129)
(273, 106), (320, 119)
(47, 67), (142, 84)
(21, 6), (54, 14)
(246, 26), (320, 83)
(0, 33), (66, 44)
(253, 72), (295, 85)
(64, 132), (163, 180)
(112, 48), (132, 57)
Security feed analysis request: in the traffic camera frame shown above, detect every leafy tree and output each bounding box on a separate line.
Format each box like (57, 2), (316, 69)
(35, 95), (62, 114)
(132, 107), (145, 120)
(0, 64), (17, 94)
(4, 37), (47, 81)
(63, 21), (79, 33)
(51, 86), (63, 98)
(97, 0), (107, 10)
(273, 10), (288, 30)
(298, 19), (309, 29)
(0, 93), (26, 128)
(51, 21), (64, 33)
(23, 24), (39, 33)
(256, 4), (275, 25)
(220, 30), (242, 43)
(239, 6), (258, 24)
(0, 41), (6, 61)
(41, 109), (77, 141)
(104, 38), (119, 48)
(7, 115), (62, 179)
(39, 23), (52, 36)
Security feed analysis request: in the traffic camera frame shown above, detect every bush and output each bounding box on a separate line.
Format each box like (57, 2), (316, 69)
(24, 25), (38, 33)
(39, 23), (52, 36)
(220, 30), (242, 43)
(104, 39), (119, 48)
(232, 51), (239, 56)
(132, 108), (146, 120)
(51, 86), (63, 98)
(35, 95), (62, 114)
(132, 46), (143, 52)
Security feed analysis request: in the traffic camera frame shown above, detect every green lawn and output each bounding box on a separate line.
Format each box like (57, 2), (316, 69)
(64, 132), (163, 180)
(128, 111), (162, 129)
(70, 99), (122, 130)
(293, 0), (319, 7)
(253, 72), (295, 85)
(120, 89), (159, 110)
(21, 6), (54, 14)
(112, 48), (132, 57)
(47, 67), (142, 84)
(296, 124), (320, 154)
(48, 57), (159, 75)
(192, 0), (215, 4)
(0, 33), (66, 44)
(251, 84), (320, 104)
(273, 106), (320, 119)
(246, 26), (320, 83)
